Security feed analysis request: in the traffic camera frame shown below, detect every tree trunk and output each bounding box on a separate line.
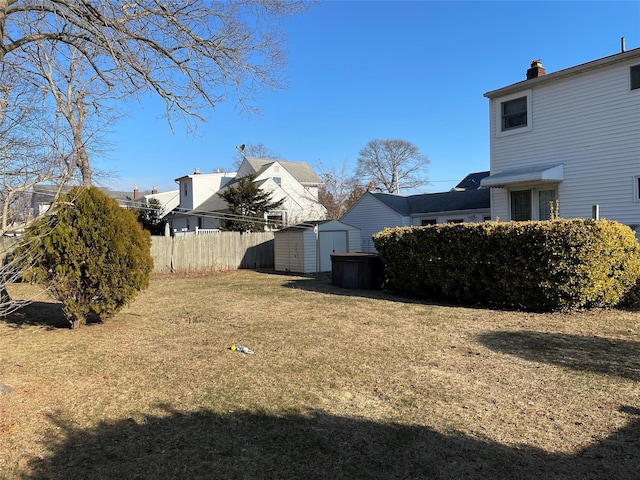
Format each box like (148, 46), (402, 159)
(69, 317), (82, 329)
(0, 0), (8, 65)
(75, 141), (92, 187)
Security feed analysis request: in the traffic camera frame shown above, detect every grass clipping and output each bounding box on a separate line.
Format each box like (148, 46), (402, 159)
(1, 270), (639, 479)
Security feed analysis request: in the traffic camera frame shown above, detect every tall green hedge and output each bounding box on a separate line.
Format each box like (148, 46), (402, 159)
(17, 187), (153, 328)
(373, 219), (640, 311)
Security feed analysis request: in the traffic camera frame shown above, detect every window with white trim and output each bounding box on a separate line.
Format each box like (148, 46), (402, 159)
(502, 96), (527, 130)
(538, 189), (557, 220)
(510, 187), (558, 221)
(496, 90), (532, 137)
(266, 210), (287, 229)
(511, 190), (532, 221)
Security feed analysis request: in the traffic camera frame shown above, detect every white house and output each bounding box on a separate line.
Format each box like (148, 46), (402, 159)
(142, 189), (179, 219)
(234, 157), (326, 225)
(481, 47), (640, 228)
(169, 158), (326, 234)
(169, 170), (237, 233)
(340, 172), (491, 252)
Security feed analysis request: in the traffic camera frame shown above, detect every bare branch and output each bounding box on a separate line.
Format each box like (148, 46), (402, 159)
(356, 139), (430, 194)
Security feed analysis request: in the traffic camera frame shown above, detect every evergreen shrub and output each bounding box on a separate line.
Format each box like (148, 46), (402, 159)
(373, 219), (640, 311)
(17, 187), (153, 328)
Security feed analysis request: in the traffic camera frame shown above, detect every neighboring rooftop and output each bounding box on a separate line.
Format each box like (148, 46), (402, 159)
(453, 171), (490, 191)
(243, 157), (322, 185)
(372, 188), (490, 216)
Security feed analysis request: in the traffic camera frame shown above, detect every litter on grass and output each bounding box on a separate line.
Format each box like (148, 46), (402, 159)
(230, 343), (254, 354)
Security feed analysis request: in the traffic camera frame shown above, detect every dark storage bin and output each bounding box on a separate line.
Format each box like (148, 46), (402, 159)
(330, 253), (384, 289)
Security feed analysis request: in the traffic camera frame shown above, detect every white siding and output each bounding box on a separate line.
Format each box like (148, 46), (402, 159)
(488, 54), (640, 225)
(257, 165), (326, 223)
(274, 229), (315, 273)
(176, 173), (235, 211)
(274, 221), (361, 273)
(340, 194), (406, 252)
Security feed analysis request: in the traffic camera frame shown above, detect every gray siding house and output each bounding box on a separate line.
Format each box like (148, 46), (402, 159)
(340, 173), (490, 252)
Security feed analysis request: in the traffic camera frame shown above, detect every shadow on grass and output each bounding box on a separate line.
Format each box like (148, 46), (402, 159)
(478, 331), (640, 381)
(1, 301), (69, 329)
(22, 406), (640, 480)
(0, 300), (104, 330)
(277, 273), (446, 306)
(271, 271), (526, 311)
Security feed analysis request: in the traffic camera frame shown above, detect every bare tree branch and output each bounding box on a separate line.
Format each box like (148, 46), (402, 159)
(0, 0), (314, 126)
(356, 139), (430, 194)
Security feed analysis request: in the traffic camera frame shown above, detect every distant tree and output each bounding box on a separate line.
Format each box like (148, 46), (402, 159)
(318, 162), (363, 219)
(0, 63), (70, 235)
(217, 175), (284, 232)
(16, 187), (153, 329)
(136, 199), (166, 236)
(344, 184), (366, 212)
(0, 2), (312, 185)
(356, 139), (429, 194)
(233, 142), (280, 169)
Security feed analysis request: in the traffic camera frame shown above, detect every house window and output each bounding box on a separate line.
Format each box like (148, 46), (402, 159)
(511, 188), (558, 221)
(447, 219), (464, 224)
(266, 210), (287, 230)
(272, 177), (282, 186)
(631, 65), (640, 90)
(421, 219), (436, 226)
(635, 176), (640, 201)
(511, 190), (532, 221)
(183, 183), (188, 196)
(496, 90), (532, 137)
(538, 189), (557, 220)
(502, 96), (527, 131)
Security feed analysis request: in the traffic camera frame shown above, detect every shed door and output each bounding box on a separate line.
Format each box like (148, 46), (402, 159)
(319, 231), (348, 272)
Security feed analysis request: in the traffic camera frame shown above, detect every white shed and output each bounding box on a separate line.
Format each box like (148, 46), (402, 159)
(274, 220), (361, 274)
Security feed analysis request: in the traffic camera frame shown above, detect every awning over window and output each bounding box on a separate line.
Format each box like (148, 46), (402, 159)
(480, 164), (563, 188)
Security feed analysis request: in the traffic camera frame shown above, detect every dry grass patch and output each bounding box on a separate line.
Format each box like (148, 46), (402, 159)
(1, 270), (639, 479)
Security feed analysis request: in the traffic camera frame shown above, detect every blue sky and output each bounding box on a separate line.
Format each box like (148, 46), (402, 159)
(103, 1), (640, 195)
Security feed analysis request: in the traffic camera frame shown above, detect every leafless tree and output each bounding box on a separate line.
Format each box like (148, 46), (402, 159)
(24, 39), (120, 186)
(356, 139), (429, 194)
(0, 62), (72, 313)
(0, 63), (67, 234)
(0, 1), (312, 126)
(318, 160), (363, 219)
(0, 1), (313, 314)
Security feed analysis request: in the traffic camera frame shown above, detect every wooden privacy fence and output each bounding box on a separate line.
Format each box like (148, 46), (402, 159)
(151, 232), (275, 273)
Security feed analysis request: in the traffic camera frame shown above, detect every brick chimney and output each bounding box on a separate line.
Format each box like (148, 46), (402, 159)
(527, 59), (546, 80)
(133, 187), (139, 200)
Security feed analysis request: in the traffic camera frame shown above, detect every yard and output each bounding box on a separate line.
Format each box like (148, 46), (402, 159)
(0, 269), (639, 479)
